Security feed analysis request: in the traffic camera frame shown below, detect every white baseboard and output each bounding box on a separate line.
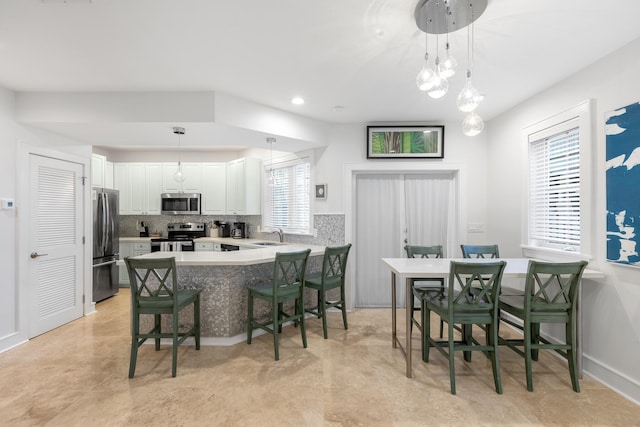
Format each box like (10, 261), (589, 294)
(499, 313), (640, 406)
(583, 354), (640, 406)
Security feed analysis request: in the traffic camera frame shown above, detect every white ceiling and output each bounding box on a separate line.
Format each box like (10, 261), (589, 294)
(2, 0), (640, 150)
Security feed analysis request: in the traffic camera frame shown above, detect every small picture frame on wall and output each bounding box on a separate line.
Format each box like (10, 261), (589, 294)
(315, 184), (327, 199)
(367, 125), (444, 159)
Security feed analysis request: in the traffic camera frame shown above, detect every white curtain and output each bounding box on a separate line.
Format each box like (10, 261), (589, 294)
(404, 173), (457, 257)
(355, 174), (404, 307)
(355, 172), (456, 308)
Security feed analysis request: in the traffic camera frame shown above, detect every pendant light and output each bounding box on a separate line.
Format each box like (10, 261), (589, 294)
(461, 111), (484, 136)
(173, 126), (186, 183)
(438, 19), (457, 79)
(416, 23), (436, 91)
(266, 137), (276, 186)
(427, 33), (448, 99)
(456, 17), (483, 113)
(458, 12), (484, 136)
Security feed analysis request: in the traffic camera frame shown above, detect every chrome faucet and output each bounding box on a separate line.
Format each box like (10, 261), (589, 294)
(271, 228), (284, 242)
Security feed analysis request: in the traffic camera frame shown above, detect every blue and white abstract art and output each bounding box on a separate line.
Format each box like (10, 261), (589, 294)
(606, 101), (640, 265)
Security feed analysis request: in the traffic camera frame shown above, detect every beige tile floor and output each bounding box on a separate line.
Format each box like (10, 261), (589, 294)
(1, 289), (639, 426)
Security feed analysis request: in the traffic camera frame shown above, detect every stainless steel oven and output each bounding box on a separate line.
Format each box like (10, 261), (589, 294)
(161, 193), (201, 215)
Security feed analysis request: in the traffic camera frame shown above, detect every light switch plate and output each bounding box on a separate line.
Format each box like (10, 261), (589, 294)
(1, 198), (15, 209)
(467, 223), (484, 233)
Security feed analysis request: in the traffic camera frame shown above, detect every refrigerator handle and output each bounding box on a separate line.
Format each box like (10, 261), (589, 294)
(102, 192), (108, 254)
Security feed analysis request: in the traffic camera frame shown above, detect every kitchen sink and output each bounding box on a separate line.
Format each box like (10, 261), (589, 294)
(252, 241), (283, 246)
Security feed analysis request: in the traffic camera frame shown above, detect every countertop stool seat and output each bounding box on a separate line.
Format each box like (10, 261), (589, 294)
(304, 244), (352, 339)
(404, 245), (445, 337)
(421, 260), (506, 395)
(247, 249), (311, 360)
(125, 257), (201, 378)
(498, 260), (588, 392)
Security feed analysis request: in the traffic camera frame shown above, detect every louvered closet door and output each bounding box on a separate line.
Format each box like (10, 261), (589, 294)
(29, 154), (84, 338)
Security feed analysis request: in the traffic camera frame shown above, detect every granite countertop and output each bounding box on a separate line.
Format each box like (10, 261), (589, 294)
(135, 242), (325, 266)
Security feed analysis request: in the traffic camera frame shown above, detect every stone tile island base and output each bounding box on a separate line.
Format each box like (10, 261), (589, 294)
(139, 254), (323, 344)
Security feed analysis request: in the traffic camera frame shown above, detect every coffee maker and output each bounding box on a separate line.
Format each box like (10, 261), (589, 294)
(215, 221), (231, 238)
(232, 222), (246, 239)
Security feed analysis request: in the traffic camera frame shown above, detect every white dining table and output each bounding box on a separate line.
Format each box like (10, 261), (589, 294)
(381, 257), (604, 378)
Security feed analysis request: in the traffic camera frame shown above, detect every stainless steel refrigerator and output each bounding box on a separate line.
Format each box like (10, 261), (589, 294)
(92, 187), (120, 302)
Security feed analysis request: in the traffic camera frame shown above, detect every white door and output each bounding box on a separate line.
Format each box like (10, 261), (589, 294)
(29, 154), (84, 337)
(354, 173), (457, 308)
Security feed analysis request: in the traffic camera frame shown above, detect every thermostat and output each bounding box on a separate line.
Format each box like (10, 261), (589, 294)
(1, 199), (15, 210)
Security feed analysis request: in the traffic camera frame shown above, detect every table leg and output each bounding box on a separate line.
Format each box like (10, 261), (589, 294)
(406, 276), (412, 378)
(391, 272), (397, 349)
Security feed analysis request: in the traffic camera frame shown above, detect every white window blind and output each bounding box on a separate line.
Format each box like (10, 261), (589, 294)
(529, 124), (580, 250)
(263, 158), (311, 234)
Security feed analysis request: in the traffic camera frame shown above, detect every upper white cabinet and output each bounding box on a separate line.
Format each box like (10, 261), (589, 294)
(114, 163), (162, 215)
(226, 158), (261, 215)
(114, 159), (260, 216)
(202, 163), (227, 215)
(162, 162), (202, 194)
(91, 153), (114, 189)
(91, 154), (105, 187)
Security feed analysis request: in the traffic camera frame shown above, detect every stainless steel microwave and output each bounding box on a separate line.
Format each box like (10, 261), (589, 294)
(161, 193), (201, 215)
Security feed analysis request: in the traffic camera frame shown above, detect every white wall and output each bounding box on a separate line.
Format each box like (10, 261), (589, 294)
(0, 87), (94, 353)
(0, 88), (19, 349)
(487, 37), (640, 403)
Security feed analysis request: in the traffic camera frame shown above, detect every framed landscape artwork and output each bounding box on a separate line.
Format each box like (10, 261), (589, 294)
(367, 125), (444, 159)
(606, 101), (640, 266)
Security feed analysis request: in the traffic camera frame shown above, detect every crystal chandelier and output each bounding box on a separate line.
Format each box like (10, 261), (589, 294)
(415, 0), (488, 136)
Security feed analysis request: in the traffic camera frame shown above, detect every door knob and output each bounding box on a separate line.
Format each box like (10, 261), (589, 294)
(30, 252), (48, 259)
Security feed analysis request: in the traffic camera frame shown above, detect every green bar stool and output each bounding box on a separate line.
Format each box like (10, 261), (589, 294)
(421, 260), (506, 395)
(247, 249), (311, 360)
(304, 244), (352, 339)
(498, 260), (587, 392)
(125, 257), (201, 378)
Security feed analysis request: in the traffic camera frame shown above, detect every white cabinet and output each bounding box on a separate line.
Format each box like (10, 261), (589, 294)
(114, 163), (162, 215)
(114, 163), (129, 213)
(194, 241), (214, 251)
(118, 244), (131, 286)
(226, 158), (261, 215)
(104, 160), (114, 188)
(92, 154), (114, 189)
(119, 241), (151, 286)
(162, 162), (202, 193)
(92, 154), (105, 188)
(202, 163), (227, 215)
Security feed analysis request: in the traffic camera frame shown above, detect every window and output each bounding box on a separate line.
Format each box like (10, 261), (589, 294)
(529, 125), (580, 250)
(262, 156), (311, 234)
(524, 100), (593, 257)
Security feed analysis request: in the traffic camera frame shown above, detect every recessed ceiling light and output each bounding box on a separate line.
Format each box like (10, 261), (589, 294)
(291, 97), (305, 105)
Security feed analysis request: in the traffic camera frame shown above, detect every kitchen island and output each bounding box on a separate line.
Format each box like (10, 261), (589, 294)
(132, 242), (326, 344)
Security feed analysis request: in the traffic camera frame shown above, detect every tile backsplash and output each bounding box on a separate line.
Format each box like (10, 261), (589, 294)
(120, 213), (346, 246)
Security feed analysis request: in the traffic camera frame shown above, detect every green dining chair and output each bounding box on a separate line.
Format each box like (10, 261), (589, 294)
(404, 245), (445, 337)
(460, 244), (500, 258)
(247, 249), (311, 360)
(304, 244), (352, 339)
(421, 260), (506, 395)
(461, 244), (521, 296)
(498, 260), (587, 392)
(125, 257), (201, 378)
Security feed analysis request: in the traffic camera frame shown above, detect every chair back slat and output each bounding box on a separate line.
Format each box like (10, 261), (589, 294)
(321, 244), (351, 286)
(405, 245), (443, 259)
(525, 261), (587, 312)
(273, 249), (311, 292)
(460, 244), (500, 259)
(126, 257), (178, 301)
(449, 261), (506, 313)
